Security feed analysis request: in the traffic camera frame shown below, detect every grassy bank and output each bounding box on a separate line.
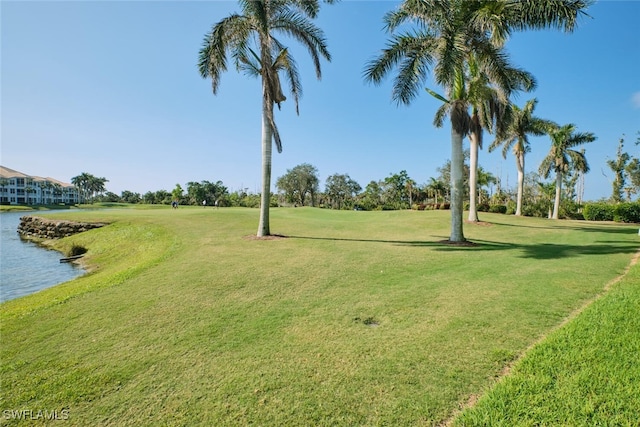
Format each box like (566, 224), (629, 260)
(454, 254), (640, 426)
(1, 208), (638, 425)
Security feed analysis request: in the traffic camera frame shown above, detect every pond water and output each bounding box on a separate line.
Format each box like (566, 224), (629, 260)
(0, 211), (84, 303)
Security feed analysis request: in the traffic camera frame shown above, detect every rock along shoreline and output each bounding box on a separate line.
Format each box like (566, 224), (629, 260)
(17, 216), (106, 239)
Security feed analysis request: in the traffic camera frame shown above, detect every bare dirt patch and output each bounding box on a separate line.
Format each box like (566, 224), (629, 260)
(465, 220), (493, 226)
(243, 234), (288, 241)
(438, 239), (479, 247)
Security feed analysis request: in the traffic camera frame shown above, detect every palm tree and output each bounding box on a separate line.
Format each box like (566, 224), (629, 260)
(606, 136), (630, 203)
(427, 178), (447, 205)
(88, 176), (108, 202)
(539, 124), (595, 219)
(489, 98), (556, 216)
(365, 1), (501, 241)
(198, 0), (331, 237)
(71, 172), (92, 204)
(476, 166), (497, 205)
(365, 0), (591, 241)
(430, 54), (535, 222)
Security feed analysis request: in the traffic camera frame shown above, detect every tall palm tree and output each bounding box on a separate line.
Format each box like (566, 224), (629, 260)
(365, 0), (591, 241)
(539, 123), (595, 219)
(489, 98), (556, 216)
(198, 0), (331, 237)
(430, 54), (535, 222)
(365, 1), (497, 241)
(71, 172), (93, 204)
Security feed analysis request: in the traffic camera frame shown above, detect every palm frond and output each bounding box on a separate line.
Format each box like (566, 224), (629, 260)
(198, 14), (252, 94)
(538, 155), (554, 178)
(505, 0), (594, 34)
(237, 47), (262, 77)
(364, 31), (436, 105)
(271, 42), (302, 114)
(425, 87), (449, 104)
(271, 9), (330, 79)
(432, 101), (450, 128)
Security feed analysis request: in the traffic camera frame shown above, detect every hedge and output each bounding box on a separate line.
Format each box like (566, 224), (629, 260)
(583, 202), (640, 223)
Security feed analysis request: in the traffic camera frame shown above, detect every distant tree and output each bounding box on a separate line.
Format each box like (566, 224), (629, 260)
(171, 184), (184, 205)
(626, 158), (640, 200)
(359, 181), (383, 211)
(325, 173), (361, 209)
(198, 0), (332, 236)
(405, 178), (417, 207)
(426, 178), (448, 205)
(202, 180), (228, 206)
(143, 191), (157, 204)
(156, 190), (172, 205)
(381, 170), (411, 210)
(436, 156), (469, 202)
(476, 167), (497, 205)
(489, 99), (556, 215)
(88, 176), (108, 202)
(71, 172), (108, 203)
(276, 163), (320, 206)
(71, 172), (92, 203)
(99, 191), (121, 203)
(539, 124), (596, 219)
(186, 181), (205, 205)
(120, 191), (141, 204)
(606, 135), (638, 203)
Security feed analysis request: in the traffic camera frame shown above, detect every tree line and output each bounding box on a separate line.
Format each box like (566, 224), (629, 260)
(78, 130), (640, 220)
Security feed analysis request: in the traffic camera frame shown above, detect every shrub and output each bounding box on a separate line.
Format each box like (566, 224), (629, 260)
(489, 205), (507, 214)
(583, 203), (615, 221)
(505, 200), (516, 215)
(560, 200), (584, 220)
(522, 201), (551, 218)
(477, 203), (490, 212)
(614, 203), (640, 223)
(68, 245), (88, 257)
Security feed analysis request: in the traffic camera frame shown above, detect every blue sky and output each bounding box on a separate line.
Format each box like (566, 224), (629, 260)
(2, 0), (639, 201)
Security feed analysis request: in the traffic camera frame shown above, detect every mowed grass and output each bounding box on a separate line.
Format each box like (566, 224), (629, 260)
(1, 207), (638, 426)
(454, 253), (640, 426)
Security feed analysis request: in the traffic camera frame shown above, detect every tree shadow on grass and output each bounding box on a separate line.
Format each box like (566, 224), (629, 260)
(489, 219), (639, 235)
(285, 235), (639, 260)
(516, 242), (638, 260)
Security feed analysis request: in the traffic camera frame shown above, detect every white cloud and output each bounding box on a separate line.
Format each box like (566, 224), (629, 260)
(632, 91), (640, 109)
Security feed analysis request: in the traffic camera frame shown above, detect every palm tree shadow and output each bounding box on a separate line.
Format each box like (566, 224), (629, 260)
(518, 242), (638, 260)
(285, 235), (639, 260)
(286, 235), (512, 250)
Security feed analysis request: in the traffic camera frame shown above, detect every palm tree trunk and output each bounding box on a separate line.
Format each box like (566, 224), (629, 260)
(257, 100), (273, 237)
(450, 126), (466, 242)
(515, 152), (525, 216)
(552, 171), (562, 220)
(468, 131), (479, 222)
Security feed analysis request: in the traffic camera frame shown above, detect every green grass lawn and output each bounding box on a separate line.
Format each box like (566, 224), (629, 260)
(1, 208), (638, 426)
(453, 252), (640, 426)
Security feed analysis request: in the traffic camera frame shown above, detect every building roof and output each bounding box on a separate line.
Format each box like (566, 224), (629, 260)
(0, 165), (75, 188)
(0, 165), (28, 178)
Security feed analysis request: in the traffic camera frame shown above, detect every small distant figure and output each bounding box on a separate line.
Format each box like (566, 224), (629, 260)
(203, 200), (207, 208)
(214, 200), (219, 209)
(172, 201), (178, 209)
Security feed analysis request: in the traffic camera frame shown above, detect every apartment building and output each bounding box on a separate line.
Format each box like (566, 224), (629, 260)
(0, 166), (79, 205)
